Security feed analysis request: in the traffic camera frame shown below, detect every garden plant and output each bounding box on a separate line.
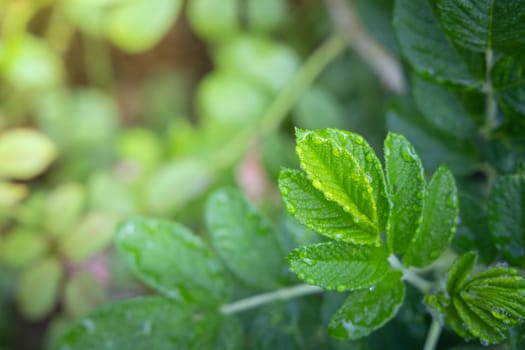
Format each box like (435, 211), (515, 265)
(0, 0), (524, 349)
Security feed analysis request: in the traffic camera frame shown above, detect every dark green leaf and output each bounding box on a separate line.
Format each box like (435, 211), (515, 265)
(435, 0), (525, 53)
(116, 217), (231, 307)
(446, 252), (477, 295)
(394, 0), (483, 88)
(453, 192), (496, 264)
(386, 99), (479, 176)
(384, 132), (425, 253)
(492, 54), (525, 132)
(288, 241), (390, 292)
(404, 165), (459, 267)
(52, 296), (241, 350)
(293, 86), (346, 130)
(412, 74), (479, 139)
(205, 188), (285, 290)
(329, 270), (405, 340)
(295, 129), (379, 235)
(488, 173), (525, 267)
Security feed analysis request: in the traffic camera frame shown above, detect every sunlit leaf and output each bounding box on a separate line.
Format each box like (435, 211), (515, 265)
(0, 129), (56, 180)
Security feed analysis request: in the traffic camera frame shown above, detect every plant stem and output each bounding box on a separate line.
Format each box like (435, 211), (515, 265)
(481, 48), (497, 138)
(388, 255), (433, 294)
(423, 318), (442, 350)
(220, 284), (324, 315)
(211, 33), (346, 172)
(323, 0), (406, 93)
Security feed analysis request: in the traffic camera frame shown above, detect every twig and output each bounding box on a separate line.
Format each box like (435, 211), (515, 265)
(323, 0), (406, 94)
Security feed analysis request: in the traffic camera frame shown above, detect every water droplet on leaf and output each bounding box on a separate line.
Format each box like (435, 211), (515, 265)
(400, 145), (416, 162)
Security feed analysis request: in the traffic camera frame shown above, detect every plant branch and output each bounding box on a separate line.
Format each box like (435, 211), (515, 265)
(323, 0), (406, 94)
(388, 255), (433, 294)
(481, 48), (497, 138)
(423, 318), (442, 350)
(210, 33), (346, 173)
(220, 284), (324, 315)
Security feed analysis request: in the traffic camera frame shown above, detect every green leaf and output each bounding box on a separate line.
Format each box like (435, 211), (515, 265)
(0, 129), (57, 180)
(106, 0), (182, 53)
(115, 217), (231, 307)
(322, 129), (389, 233)
(205, 188), (285, 290)
(17, 257), (63, 320)
(0, 35), (64, 90)
(404, 165), (459, 267)
(44, 182), (86, 235)
(411, 74), (479, 139)
(488, 173), (525, 267)
(435, 0), (525, 53)
(52, 296), (242, 350)
(59, 212), (117, 263)
(295, 129), (379, 235)
(433, 260), (525, 344)
(446, 252), (478, 295)
(63, 272), (107, 319)
(491, 54), (525, 132)
(279, 169), (379, 245)
(386, 99), (479, 176)
(393, 0), (483, 88)
(384, 132), (425, 253)
(1, 229), (48, 269)
(329, 270), (405, 340)
(288, 241), (390, 292)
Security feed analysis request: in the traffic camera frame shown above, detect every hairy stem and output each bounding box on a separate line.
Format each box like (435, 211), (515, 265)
(323, 0), (406, 93)
(481, 48), (497, 138)
(220, 284), (324, 315)
(211, 33), (346, 172)
(388, 255), (433, 294)
(423, 318), (442, 350)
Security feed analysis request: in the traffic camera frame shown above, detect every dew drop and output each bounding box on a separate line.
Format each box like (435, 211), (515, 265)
(336, 285), (347, 292)
(355, 137), (364, 145)
(306, 278), (315, 285)
(280, 187), (289, 196)
(303, 258), (314, 266)
(287, 203), (297, 215)
(312, 179), (322, 188)
(365, 153), (374, 162)
(366, 173), (373, 183)
(369, 286), (375, 292)
(416, 192), (423, 200)
(400, 144), (416, 162)
(334, 233), (343, 240)
(298, 273), (306, 280)
(480, 339), (490, 346)
(495, 261), (509, 268)
(332, 147), (342, 157)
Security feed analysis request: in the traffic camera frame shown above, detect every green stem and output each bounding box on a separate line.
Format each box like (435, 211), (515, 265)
(220, 284), (324, 315)
(481, 48), (497, 138)
(388, 255), (433, 294)
(423, 318), (442, 350)
(210, 33), (346, 173)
